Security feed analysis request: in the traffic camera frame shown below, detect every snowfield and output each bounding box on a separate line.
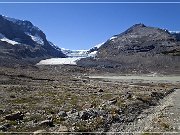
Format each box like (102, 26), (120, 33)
(37, 42), (105, 65)
(37, 57), (83, 65)
(0, 33), (20, 45)
(61, 48), (89, 58)
(25, 32), (44, 45)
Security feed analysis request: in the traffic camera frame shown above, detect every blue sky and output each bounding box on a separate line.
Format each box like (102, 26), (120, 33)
(0, 2), (180, 50)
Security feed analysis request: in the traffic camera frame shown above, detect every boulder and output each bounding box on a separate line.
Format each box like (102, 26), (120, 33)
(5, 111), (24, 121)
(108, 98), (117, 105)
(0, 123), (10, 131)
(98, 89), (104, 92)
(39, 119), (54, 127)
(79, 111), (90, 120)
(79, 109), (98, 120)
(58, 111), (67, 117)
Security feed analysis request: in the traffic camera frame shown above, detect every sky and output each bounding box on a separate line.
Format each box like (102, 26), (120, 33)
(0, 1), (180, 50)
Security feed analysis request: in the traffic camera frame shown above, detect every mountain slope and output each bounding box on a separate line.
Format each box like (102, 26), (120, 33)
(77, 24), (180, 73)
(0, 15), (65, 66)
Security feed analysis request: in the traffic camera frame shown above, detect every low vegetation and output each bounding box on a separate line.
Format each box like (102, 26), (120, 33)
(0, 66), (179, 133)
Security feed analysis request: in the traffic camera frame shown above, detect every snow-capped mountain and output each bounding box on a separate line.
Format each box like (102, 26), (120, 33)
(0, 14), (65, 66)
(169, 31), (180, 41)
(1, 15), (44, 46)
(169, 31), (180, 34)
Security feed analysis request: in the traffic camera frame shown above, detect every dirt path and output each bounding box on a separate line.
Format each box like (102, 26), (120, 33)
(110, 89), (180, 134)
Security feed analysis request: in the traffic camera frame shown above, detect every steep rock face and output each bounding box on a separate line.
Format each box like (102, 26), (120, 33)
(0, 15), (66, 66)
(77, 24), (180, 73)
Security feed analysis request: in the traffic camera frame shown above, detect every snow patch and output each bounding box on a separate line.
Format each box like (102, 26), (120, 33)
(37, 57), (83, 65)
(94, 42), (105, 48)
(109, 36), (117, 41)
(169, 31), (180, 34)
(88, 51), (97, 57)
(0, 33), (20, 45)
(25, 33), (44, 45)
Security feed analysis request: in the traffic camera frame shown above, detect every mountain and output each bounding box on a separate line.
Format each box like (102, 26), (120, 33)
(170, 31), (180, 41)
(61, 44), (104, 58)
(77, 24), (180, 73)
(0, 15), (65, 66)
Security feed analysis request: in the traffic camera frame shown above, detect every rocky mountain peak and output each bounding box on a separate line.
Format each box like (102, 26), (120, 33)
(0, 15), (66, 66)
(131, 23), (146, 28)
(1, 15), (46, 45)
(77, 24), (180, 70)
(114, 24), (176, 44)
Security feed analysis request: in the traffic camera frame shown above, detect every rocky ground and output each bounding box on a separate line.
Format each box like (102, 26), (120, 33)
(0, 65), (179, 134)
(110, 89), (180, 134)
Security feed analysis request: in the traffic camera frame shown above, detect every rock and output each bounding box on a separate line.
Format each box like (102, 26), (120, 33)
(58, 111), (67, 117)
(89, 109), (98, 118)
(151, 92), (164, 99)
(98, 89), (104, 92)
(79, 111), (90, 120)
(26, 112), (30, 116)
(68, 112), (79, 119)
(0, 125), (6, 132)
(118, 108), (124, 114)
(79, 109), (98, 120)
(125, 114), (137, 122)
(0, 124), (10, 131)
(108, 98), (117, 105)
(47, 115), (53, 120)
(33, 130), (46, 135)
(10, 95), (16, 98)
(96, 109), (107, 117)
(164, 88), (176, 95)
(69, 109), (77, 114)
(112, 114), (122, 122)
(82, 103), (93, 110)
(122, 92), (132, 99)
(58, 125), (68, 132)
(0, 109), (4, 114)
(5, 111), (24, 121)
(39, 119), (54, 127)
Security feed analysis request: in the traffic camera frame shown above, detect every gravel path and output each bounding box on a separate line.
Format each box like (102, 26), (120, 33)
(110, 89), (180, 134)
(90, 75), (180, 134)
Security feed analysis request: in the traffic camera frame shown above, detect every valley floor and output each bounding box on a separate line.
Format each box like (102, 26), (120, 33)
(0, 65), (179, 134)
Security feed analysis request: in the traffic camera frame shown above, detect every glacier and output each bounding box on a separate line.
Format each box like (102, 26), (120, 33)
(37, 57), (83, 65)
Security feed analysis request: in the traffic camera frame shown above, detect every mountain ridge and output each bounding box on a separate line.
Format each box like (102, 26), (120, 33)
(77, 24), (180, 73)
(0, 15), (66, 67)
